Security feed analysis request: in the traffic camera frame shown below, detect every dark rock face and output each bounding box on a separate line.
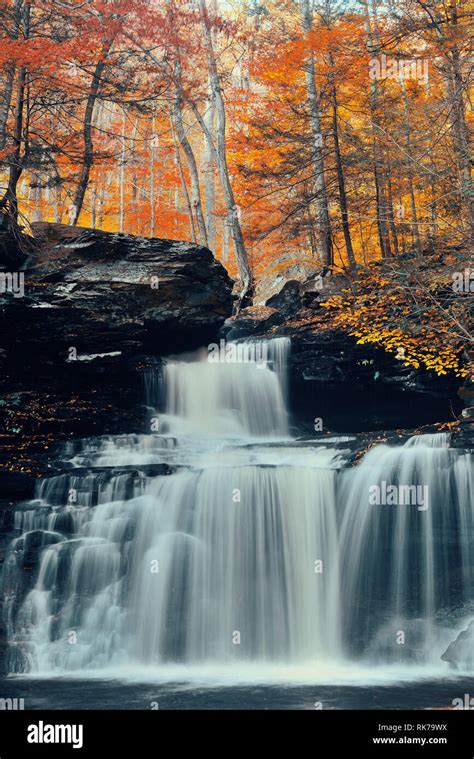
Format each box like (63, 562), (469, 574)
(265, 280), (303, 319)
(221, 305), (284, 341)
(455, 370), (474, 447)
(221, 277), (464, 433)
(13, 222), (234, 355)
(285, 320), (462, 433)
(0, 226), (31, 270)
(0, 224), (234, 474)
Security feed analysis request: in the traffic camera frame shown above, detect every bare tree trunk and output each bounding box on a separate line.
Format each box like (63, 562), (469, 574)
(399, 75), (422, 255)
(203, 86), (216, 251)
(98, 184), (104, 229)
(0, 0), (23, 151)
(171, 62), (208, 247)
(222, 217), (230, 264)
(386, 162), (399, 257)
(90, 183), (97, 228)
(363, 0), (392, 257)
(0, 1), (30, 223)
(372, 143), (392, 257)
(119, 105), (126, 233)
(429, 167), (438, 237)
(358, 215), (367, 264)
(150, 114), (156, 237)
(399, 196), (407, 255)
(0, 67), (16, 152)
(408, 176), (421, 253)
(169, 107), (197, 243)
(299, 0), (333, 268)
(70, 43), (111, 226)
(447, 52), (472, 235)
(53, 185), (61, 222)
(306, 201), (317, 258)
(0, 65), (27, 222)
(331, 86), (356, 271)
(198, 0), (252, 296)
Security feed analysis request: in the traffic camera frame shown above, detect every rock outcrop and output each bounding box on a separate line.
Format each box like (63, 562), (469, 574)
(221, 276), (464, 433)
(0, 224), (234, 475)
(11, 222), (234, 355)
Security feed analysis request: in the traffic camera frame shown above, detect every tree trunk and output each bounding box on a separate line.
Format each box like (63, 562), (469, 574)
(150, 114), (156, 237)
(98, 184), (104, 229)
(363, 0), (392, 257)
(299, 0), (333, 268)
(0, 0), (23, 151)
(70, 44), (111, 225)
(198, 0), (252, 297)
(0, 66), (16, 152)
(119, 105), (126, 233)
(90, 183), (97, 228)
(399, 75), (422, 255)
(171, 62), (208, 247)
(203, 87), (216, 251)
(222, 216), (230, 264)
(169, 106), (197, 243)
(0, 65), (27, 222)
(0, 1), (30, 223)
(447, 52), (472, 235)
(429, 168), (438, 237)
(358, 215), (367, 264)
(386, 162), (399, 257)
(331, 87), (356, 271)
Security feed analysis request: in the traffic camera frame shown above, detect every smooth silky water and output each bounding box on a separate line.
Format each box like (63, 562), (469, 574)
(2, 338), (473, 707)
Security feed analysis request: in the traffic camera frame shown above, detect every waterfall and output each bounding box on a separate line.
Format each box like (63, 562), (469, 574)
(144, 340), (290, 438)
(339, 433), (473, 664)
(129, 463), (341, 664)
(162, 358), (288, 437)
(403, 432), (451, 448)
(264, 336), (291, 400)
(3, 338), (473, 680)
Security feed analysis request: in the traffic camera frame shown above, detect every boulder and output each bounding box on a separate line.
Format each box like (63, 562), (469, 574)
(12, 223), (235, 356)
(265, 280), (302, 318)
(220, 305), (284, 341)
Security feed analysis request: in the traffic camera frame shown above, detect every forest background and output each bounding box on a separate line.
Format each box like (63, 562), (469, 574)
(0, 0), (472, 377)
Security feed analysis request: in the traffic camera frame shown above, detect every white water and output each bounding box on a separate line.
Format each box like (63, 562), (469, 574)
(162, 358), (288, 437)
(339, 441), (472, 665)
(3, 338), (473, 682)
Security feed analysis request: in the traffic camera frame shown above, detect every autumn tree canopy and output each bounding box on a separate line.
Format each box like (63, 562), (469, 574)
(0, 0), (472, 370)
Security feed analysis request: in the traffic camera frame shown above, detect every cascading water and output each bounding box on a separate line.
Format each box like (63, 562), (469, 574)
(161, 351), (289, 437)
(339, 436), (472, 664)
(3, 339), (472, 682)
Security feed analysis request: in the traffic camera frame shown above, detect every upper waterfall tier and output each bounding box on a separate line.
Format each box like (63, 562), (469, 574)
(148, 338), (291, 439)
